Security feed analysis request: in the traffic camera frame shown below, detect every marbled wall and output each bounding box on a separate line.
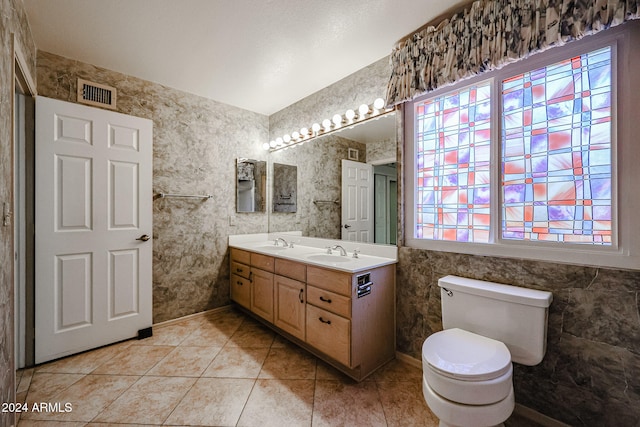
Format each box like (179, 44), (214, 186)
(36, 51), (270, 323)
(268, 135), (366, 239)
(0, 1), (36, 425)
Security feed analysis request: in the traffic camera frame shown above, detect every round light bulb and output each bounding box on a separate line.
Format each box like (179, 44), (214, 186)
(262, 142), (270, 150)
(358, 103), (369, 117)
(312, 123), (321, 133)
(292, 131), (300, 139)
(276, 137), (284, 145)
(374, 98), (385, 110)
(300, 127), (309, 137)
(345, 109), (355, 120)
(269, 140), (277, 148)
(332, 114), (342, 126)
(322, 119), (332, 130)
(283, 134), (291, 143)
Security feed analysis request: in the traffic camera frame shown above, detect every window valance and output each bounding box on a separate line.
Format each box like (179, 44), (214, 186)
(386, 0), (639, 107)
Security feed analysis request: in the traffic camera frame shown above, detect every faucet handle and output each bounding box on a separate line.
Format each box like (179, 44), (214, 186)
(352, 249), (360, 258)
(325, 246), (332, 254)
(274, 239), (279, 246)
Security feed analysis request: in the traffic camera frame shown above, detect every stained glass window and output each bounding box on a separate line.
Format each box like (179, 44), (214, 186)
(501, 46), (612, 245)
(415, 82), (492, 242)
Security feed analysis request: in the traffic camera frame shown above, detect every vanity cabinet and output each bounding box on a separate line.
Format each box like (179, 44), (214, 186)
(229, 247), (396, 381)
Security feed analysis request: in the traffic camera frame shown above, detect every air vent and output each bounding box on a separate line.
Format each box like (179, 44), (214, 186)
(77, 78), (117, 110)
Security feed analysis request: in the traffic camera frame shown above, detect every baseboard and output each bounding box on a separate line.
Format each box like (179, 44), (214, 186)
(153, 305), (232, 328)
(513, 403), (571, 427)
(394, 351), (569, 427)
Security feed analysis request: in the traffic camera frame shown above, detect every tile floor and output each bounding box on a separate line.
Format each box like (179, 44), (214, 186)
(15, 307), (539, 427)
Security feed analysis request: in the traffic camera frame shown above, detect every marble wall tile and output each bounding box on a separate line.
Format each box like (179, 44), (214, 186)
(0, 1), (37, 425)
(36, 51), (270, 324)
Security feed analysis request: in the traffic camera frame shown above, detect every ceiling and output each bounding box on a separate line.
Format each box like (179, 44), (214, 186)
(23, 0), (462, 116)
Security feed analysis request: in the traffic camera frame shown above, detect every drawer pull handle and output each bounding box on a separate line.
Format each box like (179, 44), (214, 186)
(319, 296), (332, 303)
(319, 317), (331, 325)
(236, 281), (243, 286)
(299, 289), (304, 303)
(236, 268), (243, 273)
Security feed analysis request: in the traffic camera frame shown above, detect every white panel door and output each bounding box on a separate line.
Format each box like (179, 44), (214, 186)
(341, 159), (373, 242)
(35, 96), (153, 364)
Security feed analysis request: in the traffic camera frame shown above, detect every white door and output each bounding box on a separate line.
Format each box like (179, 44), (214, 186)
(35, 96), (153, 364)
(341, 159), (373, 242)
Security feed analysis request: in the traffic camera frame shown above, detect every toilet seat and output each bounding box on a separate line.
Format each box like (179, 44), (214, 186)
(422, 328), (513, 405)
(423, 328), (512, 380)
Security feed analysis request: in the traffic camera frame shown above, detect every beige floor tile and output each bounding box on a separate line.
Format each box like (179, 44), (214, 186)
(312, 379), (387, 427)
(18, 421), (87, 426)
(17, 368), (35, 393)
(36, 341), (132, 375)
(132, 321), (194, 346)
(179, 325), (234, 347)
(258, 343), (317, 379)
(91, 345), (174, 375)
(165, 377), (254, 426)
(377, 380), (439, 427)
(226, 320), (275, 348)
(315, 361), (355, 382)
(146, 346), (221, 377)
(237, 379), (314, 427)
(21, 374), (139, 422)
(371, 358), (423, 382)
(93, 376), (195, 424)
(202, 346), (269, 378)
(24, 372), (85, 403)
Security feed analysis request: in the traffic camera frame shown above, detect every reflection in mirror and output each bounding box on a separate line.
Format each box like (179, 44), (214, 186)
(236, 159), (266, 213)
(273, 163), (297, 213)
(268, 111), (397, 244)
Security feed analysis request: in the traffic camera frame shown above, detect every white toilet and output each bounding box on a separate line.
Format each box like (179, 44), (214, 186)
(422, 275), (553, 427)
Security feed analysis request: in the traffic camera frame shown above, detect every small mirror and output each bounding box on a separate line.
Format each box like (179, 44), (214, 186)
(236, 159), (266, 213)
(273, 163), (297, 213)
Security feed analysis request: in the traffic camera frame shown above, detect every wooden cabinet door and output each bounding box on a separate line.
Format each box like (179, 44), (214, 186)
(251, 268), (274, 322)
(274, 275), (306, 340)
(230, 273), (251, 309)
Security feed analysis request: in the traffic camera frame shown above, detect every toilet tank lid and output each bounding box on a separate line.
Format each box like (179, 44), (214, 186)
(438, 275), (553, 308)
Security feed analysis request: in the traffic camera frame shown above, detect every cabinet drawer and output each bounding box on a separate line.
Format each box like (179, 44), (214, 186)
(275, 258), (306, 282)
(230, 248), (251, 265)
(231, 261), (250, 279)
(230, 273), (251, 309)
(251, 252), (274, 272)
(307, 285), (351, 319)
(307, 266), (351, 296)
(306, 304), (350, 367)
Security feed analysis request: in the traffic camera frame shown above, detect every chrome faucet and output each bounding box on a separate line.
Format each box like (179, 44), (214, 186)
(274, 237), (289, 247)
(330, 244), (347, 256)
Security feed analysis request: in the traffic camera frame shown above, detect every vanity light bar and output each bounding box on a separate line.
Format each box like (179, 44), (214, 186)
(264, 98), (393, 152)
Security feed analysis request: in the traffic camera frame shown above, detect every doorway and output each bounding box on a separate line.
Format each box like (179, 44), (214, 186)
(13, 41), (36, 368)
(373, 163), (397, 245)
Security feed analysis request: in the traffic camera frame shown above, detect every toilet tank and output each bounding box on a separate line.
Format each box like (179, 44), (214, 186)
(438, 275), (553, 366)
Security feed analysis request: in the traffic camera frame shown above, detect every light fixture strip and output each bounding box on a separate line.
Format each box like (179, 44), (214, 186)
(265, 98), (393, 152)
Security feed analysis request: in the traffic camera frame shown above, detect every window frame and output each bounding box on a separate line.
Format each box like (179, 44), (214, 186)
(404, 25), (640, 270)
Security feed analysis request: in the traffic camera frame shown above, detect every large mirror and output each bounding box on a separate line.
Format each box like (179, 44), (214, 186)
(236, 159), (266, 213)
(268, 112), (397, 244)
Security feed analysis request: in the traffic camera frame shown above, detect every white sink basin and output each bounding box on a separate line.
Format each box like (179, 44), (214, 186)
(306, 254), (353, 263)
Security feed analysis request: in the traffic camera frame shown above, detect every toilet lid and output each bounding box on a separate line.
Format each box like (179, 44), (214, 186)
(423, 328), (512, 381)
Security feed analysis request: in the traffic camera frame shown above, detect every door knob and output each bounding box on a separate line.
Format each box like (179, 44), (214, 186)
(136, 234), (151, 242)
(343, 224), (351, 229)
